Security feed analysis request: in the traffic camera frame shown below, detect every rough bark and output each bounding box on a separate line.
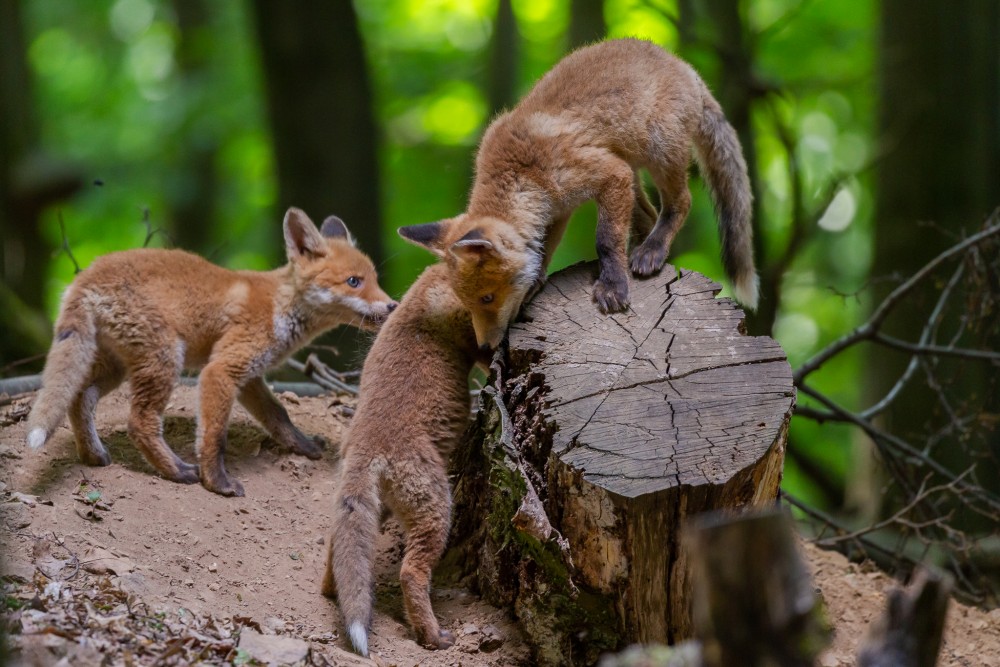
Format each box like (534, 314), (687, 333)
(446, 262), (794, 665)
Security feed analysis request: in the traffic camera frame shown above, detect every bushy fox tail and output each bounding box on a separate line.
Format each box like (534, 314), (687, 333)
(26, 292), (97, 449)
(330, 457), (382, 657)
(693, 91), (759, 310)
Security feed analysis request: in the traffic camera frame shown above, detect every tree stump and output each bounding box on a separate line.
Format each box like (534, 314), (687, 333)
(446, 262), (795, 665)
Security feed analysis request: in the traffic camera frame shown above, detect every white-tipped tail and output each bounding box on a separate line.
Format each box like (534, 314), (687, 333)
(27, 428), (47, 450)
(348, 621), (369, 657)
(733, 271), (760, 311)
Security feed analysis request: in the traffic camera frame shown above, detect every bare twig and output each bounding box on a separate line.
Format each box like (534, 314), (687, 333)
(57, 211), (81, 274)
(794, 217), (1000, 384)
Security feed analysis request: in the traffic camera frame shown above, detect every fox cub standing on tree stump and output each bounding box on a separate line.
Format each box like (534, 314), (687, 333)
(321, 263), (483, 656)
(400, 38), (757, 350)
(26, 208), (397, 497)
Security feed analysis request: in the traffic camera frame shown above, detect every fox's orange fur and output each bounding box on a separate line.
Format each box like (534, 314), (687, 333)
(321, 263), (482, 656)
(400, 38), (757, 349)
(26, 208), (396, 497)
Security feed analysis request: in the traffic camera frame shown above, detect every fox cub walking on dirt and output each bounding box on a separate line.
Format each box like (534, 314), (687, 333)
(400, 38), (757, 349)
(321, 263), (483, 656)
(26, 208), (396, 497)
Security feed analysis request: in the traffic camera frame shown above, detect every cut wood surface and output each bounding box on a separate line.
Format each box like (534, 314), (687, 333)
(447, 261), (795, 665)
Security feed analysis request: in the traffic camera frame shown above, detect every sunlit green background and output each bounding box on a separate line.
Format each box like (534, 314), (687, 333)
(14, 0), (886, 512)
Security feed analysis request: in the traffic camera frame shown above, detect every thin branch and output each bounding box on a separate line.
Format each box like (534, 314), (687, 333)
(794, 217), (1000, 383)
(860, 263), (964, 419)
(797, 383), (1000, 512)
(57, 211), (81, 274)
(872, 333), (1000, 362)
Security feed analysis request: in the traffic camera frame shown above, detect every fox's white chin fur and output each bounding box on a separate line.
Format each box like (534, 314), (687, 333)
(348, 621), (368, 657)
(27, 428), (47, 450)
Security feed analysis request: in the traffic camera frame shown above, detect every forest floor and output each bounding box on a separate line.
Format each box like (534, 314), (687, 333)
(1, 386), (997, 666)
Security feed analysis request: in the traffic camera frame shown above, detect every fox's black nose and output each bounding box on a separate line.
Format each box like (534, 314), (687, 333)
(387, 302), (398, 312)
(479, 343), (492, 354)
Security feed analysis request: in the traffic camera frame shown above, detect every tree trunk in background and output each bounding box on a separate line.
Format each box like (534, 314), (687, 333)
(0, 0), (80, 368)
(699, 0), (769, 336)
(488, 0), (519, 116)
(250, 1), (382, 369)
(168, 0), (218, 253)
(568, 0), (606, 49)
(250, 0), (381, 268)
(874, 1), (1000, 521)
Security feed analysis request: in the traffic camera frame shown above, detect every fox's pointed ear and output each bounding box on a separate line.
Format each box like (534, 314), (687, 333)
(398, 222), (448, 257)
(320, 215), (355, 246)
(450, 229), (496, 264)
(283, 207), (327, 260)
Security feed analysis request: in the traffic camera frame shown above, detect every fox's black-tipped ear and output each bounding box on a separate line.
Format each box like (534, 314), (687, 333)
(450, 228), (496, 264)
(320, 215), (354, 245)
(398, 222), (447, 257)
(283, 207), (327, 260)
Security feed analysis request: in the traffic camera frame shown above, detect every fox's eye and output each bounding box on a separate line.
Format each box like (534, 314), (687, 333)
(347, 276), (361, 288)
(481, 294), (495, 305)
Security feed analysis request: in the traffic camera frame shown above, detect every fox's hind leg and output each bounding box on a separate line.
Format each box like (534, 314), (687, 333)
(390, 458), (455, 651)
(630, 162), (691, 277)
(238, 377), (325, 459)
(69, 352), (125, 466)
(127, 346), (199, 485)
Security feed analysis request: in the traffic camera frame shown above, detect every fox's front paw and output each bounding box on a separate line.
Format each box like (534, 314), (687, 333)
(201, 468), (245, 497)
(80, 446), (112, 467)
(290, 434), (326, 460)
(420, 629), (455, 651)
(629, 241), (667, 277)
(172, 461), (201, 485)
(592, 277), (630, 313)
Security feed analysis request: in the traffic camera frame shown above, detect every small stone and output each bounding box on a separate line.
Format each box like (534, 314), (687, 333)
(315, 535), (324, 545)
(479, 624), (503, 652)
(183, 579), (194, 587)
(462, 623), (480, 636)
(208, 562), (218, 572)
(264, 616), (287, 634)
(238, 627), (309, 664)
(208, 583), (221, 592)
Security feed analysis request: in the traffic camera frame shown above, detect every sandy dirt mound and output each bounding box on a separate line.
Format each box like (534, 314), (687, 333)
(1, 385), (997, 665)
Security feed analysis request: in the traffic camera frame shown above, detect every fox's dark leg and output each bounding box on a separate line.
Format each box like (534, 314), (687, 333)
(127, 348), (199, 485)
(593, 160), (635, 313)
(630, 163), (691, 277)
(390, 459), (455, 651)
(69, 351), (125, 467)
(630, 172), (658, 247)
(197, 358), (245, 497)
(238, 376), (324, 459)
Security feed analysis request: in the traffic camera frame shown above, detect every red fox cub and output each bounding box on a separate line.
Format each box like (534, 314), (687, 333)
(26, 208), (397, 497)
(399, 38), (757, 349)
(321, 263), (482, 656)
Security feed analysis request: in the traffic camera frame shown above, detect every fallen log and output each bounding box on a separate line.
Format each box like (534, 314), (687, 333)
(445, 262), (795, 665)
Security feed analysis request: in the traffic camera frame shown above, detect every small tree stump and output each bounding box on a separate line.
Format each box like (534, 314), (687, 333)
(446, 262), (795, 665)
